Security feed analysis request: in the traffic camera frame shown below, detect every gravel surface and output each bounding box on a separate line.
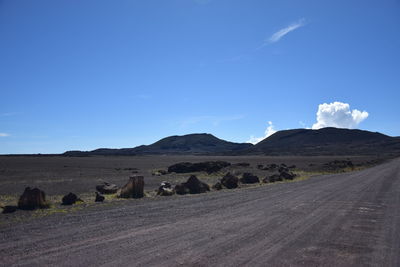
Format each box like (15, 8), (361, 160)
(1, 158), (399, 266)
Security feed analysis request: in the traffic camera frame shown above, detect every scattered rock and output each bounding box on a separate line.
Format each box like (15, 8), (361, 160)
(168, 161), (230, 174)
(2, 206), (17, 214)
(234, 162), (250, 167)
(267, 174), (281, 183)
(280, 170), (296, 180)
(263, 163), (279, 171)
(240, 173), (260, 184)
(174, 184), (190, 195)
(257, 164), (264, 170)
(118, 175), (145, 198)
(96, 182), (119, 194)
(212, 182), (223, 190)
(278, 166), (289, 173)
(324, 160), (354, 171)
(157, 181), (175, 196)
(18, 187), (49, 210)
(95, 192), (105, 202)
(62, 192), (78, 205)
(221, 173), (239, 189)
(175, 175), (210, 195)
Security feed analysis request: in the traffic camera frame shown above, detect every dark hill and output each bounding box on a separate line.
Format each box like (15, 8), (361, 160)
(64, 133), (253, 156)
(250, 127), (400, 156)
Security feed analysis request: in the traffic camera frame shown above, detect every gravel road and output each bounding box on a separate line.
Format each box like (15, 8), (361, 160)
(1, 158), (399, 266)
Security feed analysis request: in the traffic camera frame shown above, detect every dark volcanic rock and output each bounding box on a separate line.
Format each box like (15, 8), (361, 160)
(263, 163), (278, 171)
(175, 175), (210, 195)
(324, 160), (354, 170)
(62, 192), (78, 205)
(168, 161), (230, 174)
(18, 187), (49, 210)
(212, 182), (223, 190)
(118, 176), (145, 198)
(240, 173), (260, 184)
(221, 173), (239, 189)
(265, 174), (281, 183)
(184, 175), (210, 194)
(280, 170), (296, 180)
(234, 162), (250, 167)
(174, 184), (190, 195)
(96, 182), (119, 194)
(278, 166), (289, 173)
(2, 206), (17, 214)
(95, 192), (105, 202)
(157, 182), (175, 196)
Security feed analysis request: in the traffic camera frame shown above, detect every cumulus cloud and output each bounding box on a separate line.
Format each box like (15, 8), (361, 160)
(269, 18), (306, 43)
(0, 133), (10, 137)
(312, 102), (369, 129)
(247, 121), (277, 144)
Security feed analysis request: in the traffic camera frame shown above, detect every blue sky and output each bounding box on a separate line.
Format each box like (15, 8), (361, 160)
(1, 0), (399, 154)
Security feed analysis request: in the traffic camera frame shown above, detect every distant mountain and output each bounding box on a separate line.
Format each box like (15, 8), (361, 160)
(249, 127), (400, 156)
(64, 133), (253, 156)
(63, 128), (400, 157)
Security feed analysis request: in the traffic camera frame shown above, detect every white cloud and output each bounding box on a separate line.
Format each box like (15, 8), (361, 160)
(268, 18), (306, 43)
(0, 133), (10, 137)
(312, 102), (369, 129)
(247, 121), (277, 144)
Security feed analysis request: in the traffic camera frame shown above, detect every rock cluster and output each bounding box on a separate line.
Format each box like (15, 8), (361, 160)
(168, 161), (230, 174)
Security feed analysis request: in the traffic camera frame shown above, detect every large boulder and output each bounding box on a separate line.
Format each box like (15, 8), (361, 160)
(175, 175), (210, 195)
(118, 176), (144, 198)
(168, 161), (230, 174)
(62, 192), (78, 205)
(96, 182), (119, 194)
(184, 175), (210, 194)
(17, 187), (49, 210)
(240, 173), (260, 184)
(221, 173), (239, 189)
(157, 181), (175, 196)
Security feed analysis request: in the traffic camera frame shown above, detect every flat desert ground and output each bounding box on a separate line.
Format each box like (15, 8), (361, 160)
(1, 155), (399, 266)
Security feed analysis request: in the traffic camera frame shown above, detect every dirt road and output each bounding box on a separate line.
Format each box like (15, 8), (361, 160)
(1, 158), (399, 266)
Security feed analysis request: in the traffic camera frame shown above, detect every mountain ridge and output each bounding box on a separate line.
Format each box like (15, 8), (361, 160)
(63, 128), (400, 156)
(63, 133), (253, 156)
